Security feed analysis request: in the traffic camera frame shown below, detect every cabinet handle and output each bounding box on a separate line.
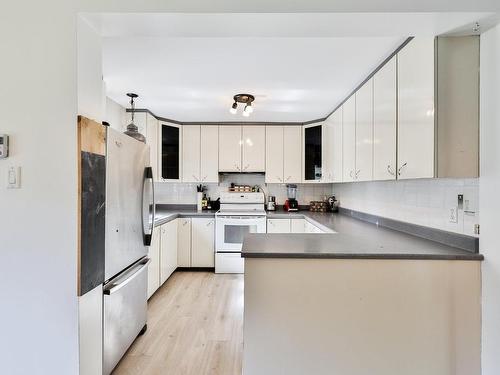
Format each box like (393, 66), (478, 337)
(242, 164), (250, 171)
(398, 162), (407, 176)
(183, 220), (188, 226)
(286, 176), (292, 181)
(202, 175), (207, 181)
(355, 169), (361, 179)
(387, 165), (396, 176)
(349, 170), (354, 178)
(206, 220), (214, 227)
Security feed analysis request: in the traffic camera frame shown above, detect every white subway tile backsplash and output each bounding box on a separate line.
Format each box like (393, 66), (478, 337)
(332, 178), (480, 236)
(155, 175), (329, 207)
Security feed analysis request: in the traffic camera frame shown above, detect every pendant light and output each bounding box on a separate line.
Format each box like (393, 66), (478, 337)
(124, 93), (146, 143)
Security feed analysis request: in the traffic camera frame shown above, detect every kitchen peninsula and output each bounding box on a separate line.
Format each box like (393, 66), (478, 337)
(241, 211), (482, 375)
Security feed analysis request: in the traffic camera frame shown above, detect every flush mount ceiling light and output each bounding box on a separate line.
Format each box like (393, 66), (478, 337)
(229, 94), (255, 116)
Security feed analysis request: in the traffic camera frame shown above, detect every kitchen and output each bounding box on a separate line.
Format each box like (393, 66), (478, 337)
(2, 5), (500, 375)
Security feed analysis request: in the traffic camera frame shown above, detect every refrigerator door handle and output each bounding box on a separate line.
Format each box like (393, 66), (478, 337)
(104, 258), (151, 295)
(143, 167), (155, 246)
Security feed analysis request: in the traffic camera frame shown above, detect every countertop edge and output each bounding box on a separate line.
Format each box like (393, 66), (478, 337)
(241, 252), (484, 261)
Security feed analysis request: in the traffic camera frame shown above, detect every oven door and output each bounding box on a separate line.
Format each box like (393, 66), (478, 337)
(216, 215), (267, 252)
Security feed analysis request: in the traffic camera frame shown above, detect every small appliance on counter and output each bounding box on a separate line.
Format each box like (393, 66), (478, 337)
(309, 201), (327, 212)
(284, 184), (299, 212)
(267, 196), (276, 211)
(327, 196), (340, 212)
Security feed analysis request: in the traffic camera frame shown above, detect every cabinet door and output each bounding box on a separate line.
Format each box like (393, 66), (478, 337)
(267, 219), (291, 233)
(160, 220), (178, 284)
(242, 126), (266, 172)
(159, 123), (182, 181)
(283, 126), (302, 183)
(373, 56), (397, 181)
(145, 114), (159, 181)
(200, 125), (219, 183)
(177, 218), (191, 267)
(265, 126), (284, 183)
(331, 109), (343, 183)
(397, 37), (435, 179)
(303, 124), (323, 182)
(290, 219), (306, 233)
(182, 125), (201, 183)
(355, 79), (374, 182)
(324, 110), (343, 183)
(147, 226), (161, 299)
(219, 126), (242, 172)
(192, 218), (215, 267)
(342, 96), (356, 182)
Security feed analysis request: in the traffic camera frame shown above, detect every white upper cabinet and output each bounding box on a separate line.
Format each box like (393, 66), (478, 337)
(182, 125), (219, 183)
(331, 109), (343, 183)
(182, 125), (201, 183)
(397, 37), (435, 179)
(283, 126), (302, 183)
(200, 125), (219, 183)
(355, 79), (374, 182)
(342, 96), (356, 182)
(242, 126), (266, 172)
(373, 56), (397, 181)
(218, 126), (242, 172)
(324, 109), (343, 183)
(266, 126), (302, 184)
(265, 126), (284, 183)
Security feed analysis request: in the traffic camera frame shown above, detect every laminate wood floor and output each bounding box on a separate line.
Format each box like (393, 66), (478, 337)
(113, 271), (244, 375)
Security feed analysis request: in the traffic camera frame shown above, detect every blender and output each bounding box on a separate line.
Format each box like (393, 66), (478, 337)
(284, 184), (299, 212)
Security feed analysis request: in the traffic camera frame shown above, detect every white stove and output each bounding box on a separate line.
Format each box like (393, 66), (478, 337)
(215, 192), (267, 273)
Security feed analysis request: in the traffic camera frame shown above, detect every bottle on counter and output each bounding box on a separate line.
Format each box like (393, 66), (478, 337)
(201, 194), (208, 210)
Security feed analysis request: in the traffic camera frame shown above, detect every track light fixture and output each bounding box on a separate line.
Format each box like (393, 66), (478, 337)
(229, 94), (255, 116)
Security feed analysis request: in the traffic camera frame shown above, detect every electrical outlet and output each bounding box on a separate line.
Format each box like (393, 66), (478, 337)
(449, 207), (458, 223)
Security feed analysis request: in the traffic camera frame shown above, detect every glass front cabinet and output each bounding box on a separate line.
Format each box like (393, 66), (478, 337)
(159, 123), (182, 181)
(303, 123), (323, 182)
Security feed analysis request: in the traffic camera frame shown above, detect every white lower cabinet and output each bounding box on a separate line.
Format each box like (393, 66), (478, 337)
(192, 218), (215, 267)
(177, 218), (192, 267)
(267, 219), (291, 233)
(160, 219), (178, 285)
(268, 218), (324, 234)
(291, 219), (306, 233)
(147, 226), (161, 299)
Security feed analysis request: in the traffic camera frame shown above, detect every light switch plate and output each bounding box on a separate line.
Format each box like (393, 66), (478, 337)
(7, 166), (21, 189)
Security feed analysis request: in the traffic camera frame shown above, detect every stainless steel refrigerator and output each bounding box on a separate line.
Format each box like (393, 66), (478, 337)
(103, 128), (155, 375)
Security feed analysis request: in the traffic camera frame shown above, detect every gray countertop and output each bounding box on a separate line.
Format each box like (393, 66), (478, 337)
(243, 210), (483, 261)
(154, 206), (482, 261)
(154, 209), (216, 226)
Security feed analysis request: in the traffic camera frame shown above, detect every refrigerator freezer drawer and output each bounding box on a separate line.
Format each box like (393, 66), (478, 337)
(103, 258), (149, 375)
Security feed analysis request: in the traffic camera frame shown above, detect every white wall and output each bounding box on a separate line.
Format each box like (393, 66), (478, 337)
(479, 23), (500, 375)
(333, 178), (479, 236)
(0, 2), (79, 374)
(105, 96), (126, 130)
(77, 17), (104, 122)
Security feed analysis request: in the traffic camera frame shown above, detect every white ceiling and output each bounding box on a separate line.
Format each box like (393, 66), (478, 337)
(89, 12), (496, 122)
